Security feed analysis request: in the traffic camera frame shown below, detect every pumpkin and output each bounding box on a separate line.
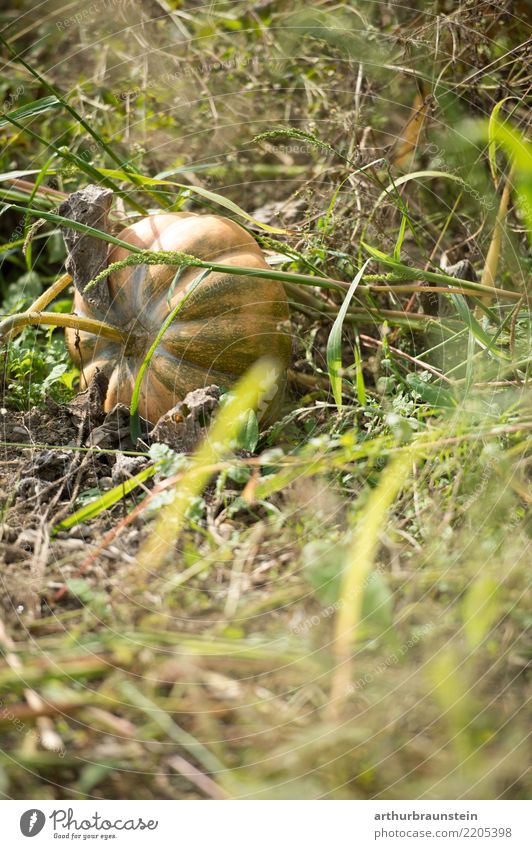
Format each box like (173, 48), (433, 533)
(65, 212), (291, 424)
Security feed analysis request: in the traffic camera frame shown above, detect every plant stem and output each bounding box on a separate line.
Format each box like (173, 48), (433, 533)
(32, 273), (72, 311)
(2, 273), (73, 342)
(0, 310), (127, 343)
(10, 202), (523, 302)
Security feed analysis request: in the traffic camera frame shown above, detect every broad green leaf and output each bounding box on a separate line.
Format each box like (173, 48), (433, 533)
(235, 409), (259, 452)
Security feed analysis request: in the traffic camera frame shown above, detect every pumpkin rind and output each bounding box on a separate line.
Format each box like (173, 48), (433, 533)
(65, 213), (291, 424)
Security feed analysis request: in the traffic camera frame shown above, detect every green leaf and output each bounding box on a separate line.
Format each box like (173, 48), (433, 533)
(488, 98), (514, 185)
(449, 292), (507, 359)
(0, 169), (42, 181)
(41, 362), (67, 390)
(167, 266), (209, 309)
(361, 241), (517, 309)
(0, 95), (61, 128)
(66, 578), (96, 604)
(393, 208), (408, 260)
(2, 202), (145, 253)
(95, 168), (288, 234)
(406, 373), (456, 408)
(235, 409), (259, 452)
(148, 442), (187, 477)
(489, 118), (532, 247)
(326, 260), (370, 410)
(375, 169), (465, 210)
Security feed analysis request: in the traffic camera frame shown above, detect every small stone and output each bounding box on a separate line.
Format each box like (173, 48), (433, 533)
(111, 453), (148, 485)
(149, 385), (220, 452)
(67, 523), (94, 539)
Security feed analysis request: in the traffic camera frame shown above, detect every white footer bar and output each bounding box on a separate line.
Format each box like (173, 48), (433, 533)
(3, 799), (530, 848)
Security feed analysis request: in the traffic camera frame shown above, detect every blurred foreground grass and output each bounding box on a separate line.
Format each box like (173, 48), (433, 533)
(0, 0), (530, 799)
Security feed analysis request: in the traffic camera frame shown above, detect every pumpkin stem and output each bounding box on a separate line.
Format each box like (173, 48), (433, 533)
(0, 311), (128, 344)
(59, 185), (114, 312)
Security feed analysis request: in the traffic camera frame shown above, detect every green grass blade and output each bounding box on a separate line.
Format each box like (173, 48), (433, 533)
(375, 169), (465, 209)
(326, 260), (370, 410)
(24, 154), (57, 269)
(0, 95), (61, 128)
(353, 338), (366, 406)
(2, 112), (147, 214)
(136, 358), (281, 575)
(94, 168), (288, 232)
(0, 34), (145, 185)
(488, 98), (514, 185)
(53, 465), (156, 533)
(2, 201), (144, 252)
(393, 208), (408, 260)
(489, 118), (532, 247)
(129, 267), (212, 442)
(361, 241), (520, 302)
(449, 292), (508, 359)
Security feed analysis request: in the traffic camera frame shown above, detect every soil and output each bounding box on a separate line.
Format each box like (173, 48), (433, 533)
(0, 400), (150, 628)
(0, 377), (228, 630)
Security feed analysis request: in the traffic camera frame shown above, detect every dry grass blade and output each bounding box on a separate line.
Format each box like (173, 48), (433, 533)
(0, 617), (63, 754)
(478, 164), (515, 307)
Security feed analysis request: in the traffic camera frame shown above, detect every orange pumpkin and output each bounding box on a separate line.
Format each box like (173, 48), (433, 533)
(65, 213), (291, 424)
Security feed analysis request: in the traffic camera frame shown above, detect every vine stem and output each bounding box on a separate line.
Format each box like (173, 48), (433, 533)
(0, 310), (128, 344)
(2, 273), (73, 342)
